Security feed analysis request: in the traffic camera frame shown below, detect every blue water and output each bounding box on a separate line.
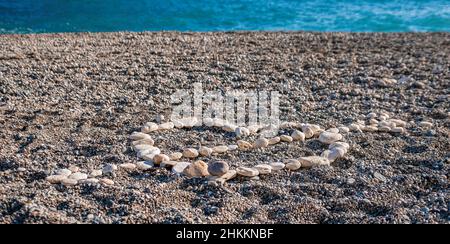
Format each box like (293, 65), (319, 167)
(0, 0), (449, 33)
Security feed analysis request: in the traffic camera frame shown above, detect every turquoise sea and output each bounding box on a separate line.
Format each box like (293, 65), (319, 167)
(0, 0), (449, 33)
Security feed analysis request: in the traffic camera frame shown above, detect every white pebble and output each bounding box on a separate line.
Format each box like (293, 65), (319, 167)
(319, 131), (343, 144)
(141, 122), (159, 133)
(169, 152), (183, 160)
(68, 172), (88, 181)
(46, 175), (67, 184)
(199, 147), (213, 157)
(280, 135), (293, 142)
(235, 127), (250, 138)
(61, 178), (78, 186)
(212, 145), (228, 154)
(100, 178), (115, 186)
(90, 170), (103, 178)
(55, 169), (72, 177)
(291, 130), (305, 141)
(285, 159), (301, 171)
(299, 156), (330, 168)
(129, 132), (152, 141)
(172, 162), (191, 175)
(254, 164), (272, 174)
(270, 162), (285, 171)
(236, 167), (259, 177)
(119, 163), (136, 170)
(268, 137), (281, 145)
(183, 148), (199, 158)
(158, 122), (174, 130)
(254, 138), (269, 148)
(136, 161), (154, 170)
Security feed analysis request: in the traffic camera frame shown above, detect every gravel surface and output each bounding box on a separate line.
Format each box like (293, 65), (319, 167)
(0, 32), (449, 224)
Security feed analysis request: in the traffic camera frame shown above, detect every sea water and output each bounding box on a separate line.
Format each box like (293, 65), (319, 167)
(0, 0), (449, 33)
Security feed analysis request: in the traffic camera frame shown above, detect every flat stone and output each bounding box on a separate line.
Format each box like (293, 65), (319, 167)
(280, 135), (293, 142)
(419, 121), (433, 128)
(79, 178), (99, 185)
(299, 156), (330, 168)
(270, 162), (285, 171)
(374, 172), (387, 182)
(183, 148), (199, 158)
(212, 145), (228, 154)
(141, 122), (159, 133)
(100, 178), (115, 186)
(55, 169), (72, 177)
(208, 161), (230, 176)
(285, 159), (301, 170)
(129, 132), (152, 141)
(319, 131), (343, 144)
(254, 164), (272, 174)
(158, 122), (174, 130)
(199, 147), (213, 157)
(291, 130), (305, 141)
(133, 144), (156, 152)
(392, 127), (405, 133)
(68, 172), (88, 181)
(254, 138), (269, 148)
(183, 161), (209, 178)
(153, 154), (170, 164)
(268, 137), (281, 145)
(326, 128), (340, 133)
(46, 175), (67, 184)
(237, 140), (253, 150)
(172, 162), (191, 175)
(219, 170), (237, 181)
(90, 170), (103, 178)
(132, 138), (155, 146)
(119, 163), (137, 170)
(236, 167), (260, 177)
(302, 126), (315, 139)
(61, 178), (78, 186)
(327, 147), (346, 162)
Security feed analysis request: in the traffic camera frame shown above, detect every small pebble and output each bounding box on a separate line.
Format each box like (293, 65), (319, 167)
(102, 164), (117, 174)
(141, 122), (159, 133)
(153, 154), (170, 164)
(100, 178), (115, 186)
(254, 165), (272, 174)
(199, 147), (213, 157)
(158, 122), (174, 130)
(291, 130), (305, 141)
(68, 165), (80, 173)
(319, 131), (343, 144)
(46, 175), (67, 184)
(268, 136), (281, 145)
(270, 162), (285, 171)
(68, 172), (88, 181)
(237, 140), (253, 150)
(208, 161), (230, 176)
(61, 178), (78, 186)
(212, 145), (228, 153)
(183, 161), (210, 178)
(299, 156), (330, 168)
(172, 162), (191, 175)
(129, 132), (152, 141)
(254, 138), (269, 148)
(136, 161), (154, 170)
(236, 167), (259, 177)
(90, 170), (103, 178)
(169, 152), (183, 160)
(55, 169), (72, 177)
(285, 159), (301, 170)
(183, 148), (199, 158)
(119, 163), (137, 170)
(280, 135), (293, 142)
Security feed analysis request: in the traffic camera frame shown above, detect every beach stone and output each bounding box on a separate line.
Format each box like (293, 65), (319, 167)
(199, 147), (213, 157)
(362, 125), (378, 132)
(369, 119), (379, 125)
(173, 120), (185, 128)
(326, 128), (340, 133)
(254, 164), (272, 175)
(90, 170), (103, 178)
(237, 140), (253, 150)
(349, 123), (362, 132)
(220, 170), (237, 181)
(61, 178), (78, 186)
(280, 135), (293, 142)
(326, 147), (346, 162)
(236, 167), (259, 177)
(268, 136), (281, 145)
(172, 162), (191, 175)
(129, 132), (152, 141)
(68, 172), (88, 181)
(235, 127), (250, 138)
(79, 178), (99, 185)
(228, 145), (238, 151)
(100, 178), (115, 186)
(119, 163), (136, 170)
(338, 126), (350, 133)
(203, 118), (214, 127)
(270, 162), (285, 171)
(208, 161), (229, 176)
(169, 152), (183, 160)
(102, 164), (117, 174)
(160, 161), (178, 168)
(136, 161), (154, 170)
(254, 138), (269, 148)
(389, 119), (407, 127)
(419, 121), (433, 128)
(183, 148), (199, 158)
(367, 112), (377, 119)
(55, 169), (72, 177)
(68, 165), (80, 173)
(141, 122), (159, 133)
(374, 172), (387, 182)
(319, 131), (343, 144)
(153, 154), (170, 164)
(183, 161), (209, 178)
(212, 145), (228, 153)
(291, 130), (305, 141)
(134, 144), (156, 152)
(46, 175), (67, 184)
(132, 138), (155, 146)
(138, 147), (161, 159)
(329, 142), (350, 152)
(158, 122), (174, 130)
(299, 156), (330, 168)
(302, 126), (315, 139)
(285, 159), (302, 171)
(378, 126), (392, 132)
(392, 127), (405, 133)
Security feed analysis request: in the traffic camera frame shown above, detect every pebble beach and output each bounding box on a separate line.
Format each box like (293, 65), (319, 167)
(0, 32), (449, 224)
